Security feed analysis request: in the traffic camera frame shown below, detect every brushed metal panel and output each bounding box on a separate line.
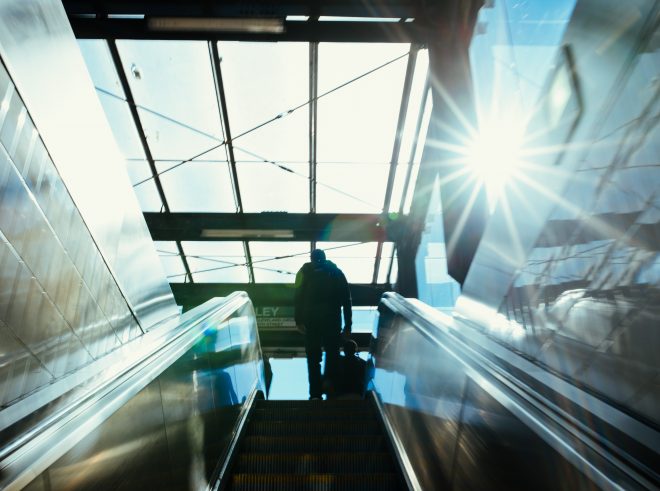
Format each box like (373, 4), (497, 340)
(451, 379), (589, 491)
(371, 311), (469, 488)
(0, 324), (52, 406)
(0, 0), (178, 331)
(12, 295), (264, 491)
(0, 239), (20, 322)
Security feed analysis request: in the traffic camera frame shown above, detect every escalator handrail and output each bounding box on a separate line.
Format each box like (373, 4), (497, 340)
(0, 291), (255, 491)
(378, 292), (659, 490)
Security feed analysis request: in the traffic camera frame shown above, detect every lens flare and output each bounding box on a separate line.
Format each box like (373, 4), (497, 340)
(466, 119), (525, 207)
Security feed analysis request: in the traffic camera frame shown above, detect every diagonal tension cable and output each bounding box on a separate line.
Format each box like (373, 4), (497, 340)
(129, 50), (411, 187)
(162, 241), (370, 279)
(232, 146), (383, 211)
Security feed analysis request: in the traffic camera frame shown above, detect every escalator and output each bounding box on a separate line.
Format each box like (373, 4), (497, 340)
(223, 399), (406, 491)
(1, 292), (657, 490)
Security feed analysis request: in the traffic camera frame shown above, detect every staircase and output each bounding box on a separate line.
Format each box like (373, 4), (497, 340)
(225, 398), (406, 491)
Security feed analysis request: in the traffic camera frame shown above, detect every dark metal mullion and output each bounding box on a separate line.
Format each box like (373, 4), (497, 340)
(107, 40), (194, 283)
(385, 245), (396, 285)
(399, 75), (430, 214)
(209, 41), (243, 213)
(243, 242), (255, 283)
(309, 42), (318, 214)
(209, 42), (254, 283)
(373, 45), (419, 284)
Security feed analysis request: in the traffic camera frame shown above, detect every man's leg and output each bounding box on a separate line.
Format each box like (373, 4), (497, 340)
(322, 331), (342, 394)
(305, 335), (323, 399)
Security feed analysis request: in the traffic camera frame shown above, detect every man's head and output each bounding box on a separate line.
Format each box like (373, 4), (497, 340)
(343, 339), (358, 357)
(310, 249), (326, 264)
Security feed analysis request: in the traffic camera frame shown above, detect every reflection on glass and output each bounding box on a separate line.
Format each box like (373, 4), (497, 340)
(182, 241), (248, 283)
(469, 0), (577, 206)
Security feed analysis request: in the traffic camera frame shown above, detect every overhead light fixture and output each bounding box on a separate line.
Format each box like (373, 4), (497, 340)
(201, 229), (294, 239)
(318, 16), (401, 23)
(148, 17), (285, 33)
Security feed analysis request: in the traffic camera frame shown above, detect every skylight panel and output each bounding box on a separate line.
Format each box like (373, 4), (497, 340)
(155, 161), (236, 212)
(389, 49), (429, 213)
(79, 39), (124, 98)
(377, 242), (396, 284)
(78, 40), (145, 160)
(317, 43), (409, 165)
(218, 42), (308, 164)
(153, 241), (186, 283)
(115, 40), (224, 161)
(182, 241), (248, 283)
(316, 162), (388, 213)
(126, 160), (163, 211)
(318, 242), (379, 283)
(236, 157), (309, 212)
(249, 241), (310, 283)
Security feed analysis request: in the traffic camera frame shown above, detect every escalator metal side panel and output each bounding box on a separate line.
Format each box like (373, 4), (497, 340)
(1, 293), (266, 491)
(369, 293), (658, 490)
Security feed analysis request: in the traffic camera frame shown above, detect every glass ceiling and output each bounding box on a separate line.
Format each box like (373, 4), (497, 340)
(79, 39), (428, 285)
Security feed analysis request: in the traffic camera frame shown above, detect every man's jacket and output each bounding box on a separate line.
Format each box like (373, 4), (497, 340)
(294, 260), (352, 332)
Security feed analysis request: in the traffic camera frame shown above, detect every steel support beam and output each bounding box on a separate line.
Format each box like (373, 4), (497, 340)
(68, 18), (431, 43)
(63, 0), (425, 18)
(171, 283), (389, 310)
(375, 45), (418, 284)
(107, 40), (194, 283)
(399, 1), (485, 289)
(208, 41), (255, 282)
(144, 212), (391, 242)
(309, 42), (318, 214)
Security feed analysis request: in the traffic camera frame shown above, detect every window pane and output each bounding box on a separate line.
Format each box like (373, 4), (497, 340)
(377, 242), (395, 284)
(219, 42), (309, 164)
(249, 241), (310, 283)
(156, 161), (236, 212)
(116, 41), (224, 161)
(79, 40), (146, 160)
(236, 159), (309, 212)
(318, 242), (378, 283)
(182, 241), (248, 283)
(153, 241), (186, 283)
(316, 162), (388, 213)
(317, 43), (409, 165)
(126, 160), (163, 212)
(390, 49), (429, 213)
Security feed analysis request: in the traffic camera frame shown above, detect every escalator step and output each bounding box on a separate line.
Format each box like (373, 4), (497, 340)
(247, 421), (381, 436)
(242, 435), (388, 453)
(233, 452), (396, 474)
(229, 473), (402, 491)
(251, 408), (375, 422)
(255, 400), (371, 409)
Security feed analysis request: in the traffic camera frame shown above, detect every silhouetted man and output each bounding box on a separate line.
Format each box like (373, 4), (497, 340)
(295, 249), (352, 400)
